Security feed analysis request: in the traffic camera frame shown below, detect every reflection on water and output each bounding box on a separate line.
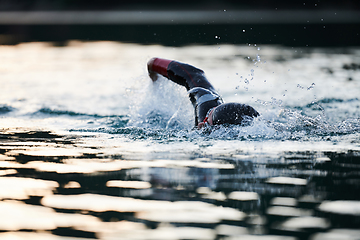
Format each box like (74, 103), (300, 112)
(0, 130), (359, 239)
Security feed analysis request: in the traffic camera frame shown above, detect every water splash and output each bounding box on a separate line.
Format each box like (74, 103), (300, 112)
(127, 76), (193, 130)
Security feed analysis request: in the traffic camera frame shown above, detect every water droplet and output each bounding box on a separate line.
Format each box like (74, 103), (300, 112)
(224, 9), (226, 12)
(307, 83), (316, 90)
(243, 30), (246, 33)
(264, 80), (267, 82)
(257, 47), (261, 51)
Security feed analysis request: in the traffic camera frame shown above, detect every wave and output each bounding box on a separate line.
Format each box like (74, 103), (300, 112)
(37, 107), (123, 119)
(304, 98), (359, 109)
(0, 104), (14, 114)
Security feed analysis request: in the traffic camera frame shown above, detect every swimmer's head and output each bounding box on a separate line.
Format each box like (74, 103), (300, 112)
(198, 103), (259, 129)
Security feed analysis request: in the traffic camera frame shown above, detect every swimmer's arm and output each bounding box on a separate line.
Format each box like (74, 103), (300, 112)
(147, 58), (172, 81)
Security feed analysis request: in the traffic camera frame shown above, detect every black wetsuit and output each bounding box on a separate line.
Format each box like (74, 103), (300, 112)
(148, 58), (259, 127)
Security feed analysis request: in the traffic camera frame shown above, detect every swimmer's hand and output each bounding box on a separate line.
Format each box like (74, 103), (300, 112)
(197, 122), (206, 129)
(147, 58), (158, 81)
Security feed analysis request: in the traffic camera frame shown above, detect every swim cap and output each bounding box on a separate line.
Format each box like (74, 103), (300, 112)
(210, 103), (259, 125)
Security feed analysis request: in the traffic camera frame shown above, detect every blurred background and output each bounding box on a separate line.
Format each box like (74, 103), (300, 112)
(0, 0), (359, 47)
(1, 2), (360, 239)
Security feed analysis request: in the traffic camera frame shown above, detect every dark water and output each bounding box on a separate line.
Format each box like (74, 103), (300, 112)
(0, 42), (360, 239)
(0, 130), (359, 239)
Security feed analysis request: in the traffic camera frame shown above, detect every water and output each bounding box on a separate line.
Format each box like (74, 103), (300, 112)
(0, 41), (360, 239)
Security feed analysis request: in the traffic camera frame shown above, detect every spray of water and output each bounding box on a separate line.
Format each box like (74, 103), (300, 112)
(110, 71), (360, 143)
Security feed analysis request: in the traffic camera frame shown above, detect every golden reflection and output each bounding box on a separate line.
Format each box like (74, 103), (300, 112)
(98, 224), (215, 240)
(0, 177), (58, 200)
(0, 200), (101, 231)
(0, 169), (17, 176)
(8, 147), (83, 157)
(106, 180), (151, 189)
(64, 181), (81, 189)
(0, 232), (79, 240)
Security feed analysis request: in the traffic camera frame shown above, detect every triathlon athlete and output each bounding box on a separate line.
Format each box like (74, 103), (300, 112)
(147, 58), (260, 129)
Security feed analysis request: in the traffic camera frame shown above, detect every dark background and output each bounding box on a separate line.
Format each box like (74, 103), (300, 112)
(0, 0), (358, 11)
(0, 0), (359, 46)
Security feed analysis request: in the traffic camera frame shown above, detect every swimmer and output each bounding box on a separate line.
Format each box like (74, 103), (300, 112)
(147, 58), (259, 129)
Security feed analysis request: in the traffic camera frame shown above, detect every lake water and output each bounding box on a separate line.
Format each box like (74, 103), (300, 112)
(0, 41), (360, 239)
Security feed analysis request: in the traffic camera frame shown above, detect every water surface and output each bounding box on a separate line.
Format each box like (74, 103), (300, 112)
(0, 42), (360, 239)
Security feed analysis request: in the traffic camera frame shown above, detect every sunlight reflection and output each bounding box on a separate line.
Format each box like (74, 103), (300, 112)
(0, 177), (58, 199)
(106, 180), (151, 189)
(318, 201), (360, 216)
(0, 200), (101, 231)
(266, 177), (307, 185)
(228, 191), (259, 201)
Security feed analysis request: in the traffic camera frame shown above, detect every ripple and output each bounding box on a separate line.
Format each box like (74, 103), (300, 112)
(0, 104), (14, 114)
